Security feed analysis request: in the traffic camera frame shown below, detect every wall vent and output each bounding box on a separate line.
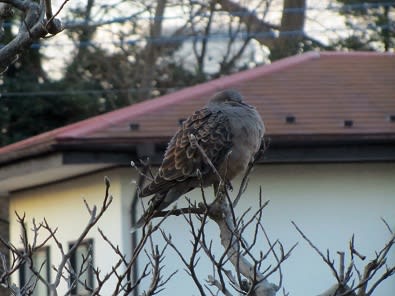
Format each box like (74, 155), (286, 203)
(285, 115), (296, 124)
(343, 120), (353, 128)
(129, 123), (140, 131)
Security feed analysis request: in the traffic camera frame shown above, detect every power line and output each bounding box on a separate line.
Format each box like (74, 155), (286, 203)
(1, 89), (127, 97)
(1, 22), (392, 50)
(0, 87), (170, 98)
(1, 1), (394, 29)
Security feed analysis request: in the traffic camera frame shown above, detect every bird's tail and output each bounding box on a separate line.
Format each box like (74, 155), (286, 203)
(132, 214), (149, 231)
(131, 206), (155, 233)
(131, 192), (166, 231)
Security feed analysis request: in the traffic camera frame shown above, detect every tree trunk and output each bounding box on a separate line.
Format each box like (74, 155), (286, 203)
(217, 0), (307, 60)
(64, 0), (96, 81)
(138, 0), (167, 101)
(270, 0), (306, 60)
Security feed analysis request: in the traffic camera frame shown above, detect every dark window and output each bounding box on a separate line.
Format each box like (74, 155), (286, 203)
(19, 247), (50, 296)
(69, 239), (94, 295)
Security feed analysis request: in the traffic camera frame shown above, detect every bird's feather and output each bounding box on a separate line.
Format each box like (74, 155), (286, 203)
(140, 108), (232, 197)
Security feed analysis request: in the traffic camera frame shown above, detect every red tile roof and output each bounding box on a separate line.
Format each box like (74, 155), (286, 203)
(1, 51), (394, 163)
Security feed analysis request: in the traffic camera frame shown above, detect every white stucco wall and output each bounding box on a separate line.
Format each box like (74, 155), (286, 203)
(9, 163), (395, 295)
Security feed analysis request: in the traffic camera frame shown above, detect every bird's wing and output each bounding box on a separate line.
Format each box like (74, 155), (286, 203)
(140, 108), (233, 197)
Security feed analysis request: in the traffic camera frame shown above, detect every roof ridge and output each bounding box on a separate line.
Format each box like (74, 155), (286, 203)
(319, 51), (394, 57)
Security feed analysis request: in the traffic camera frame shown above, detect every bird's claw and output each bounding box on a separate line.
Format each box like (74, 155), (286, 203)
(226, 181), (233, 191)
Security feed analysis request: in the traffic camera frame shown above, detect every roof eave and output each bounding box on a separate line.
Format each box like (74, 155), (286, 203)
(2, 132), (395, 166)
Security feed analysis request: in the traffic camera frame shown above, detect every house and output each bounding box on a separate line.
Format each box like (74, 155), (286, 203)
(0, 51), (394, 295)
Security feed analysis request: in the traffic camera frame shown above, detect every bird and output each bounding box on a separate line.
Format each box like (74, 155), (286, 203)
(135, 89), (265, 227)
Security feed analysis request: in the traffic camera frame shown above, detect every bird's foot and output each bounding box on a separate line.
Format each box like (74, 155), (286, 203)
(226, 180), (233, 191)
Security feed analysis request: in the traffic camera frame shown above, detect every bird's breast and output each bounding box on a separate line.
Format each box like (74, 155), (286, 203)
(222, 107), (264, 179)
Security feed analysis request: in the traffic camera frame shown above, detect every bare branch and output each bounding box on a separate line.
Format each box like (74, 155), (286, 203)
(292, 221), (342, 284)
(0, 0), (66, 72)
(295, 221), (395, 296)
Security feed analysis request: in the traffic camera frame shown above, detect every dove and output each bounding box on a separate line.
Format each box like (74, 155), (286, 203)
(136, 89), (265, 227)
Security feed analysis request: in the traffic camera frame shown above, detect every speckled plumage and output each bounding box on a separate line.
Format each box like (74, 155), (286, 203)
(136, 89), (265, 227)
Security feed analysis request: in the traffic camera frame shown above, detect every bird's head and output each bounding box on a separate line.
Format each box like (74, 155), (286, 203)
(208, 89), (245, 107)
